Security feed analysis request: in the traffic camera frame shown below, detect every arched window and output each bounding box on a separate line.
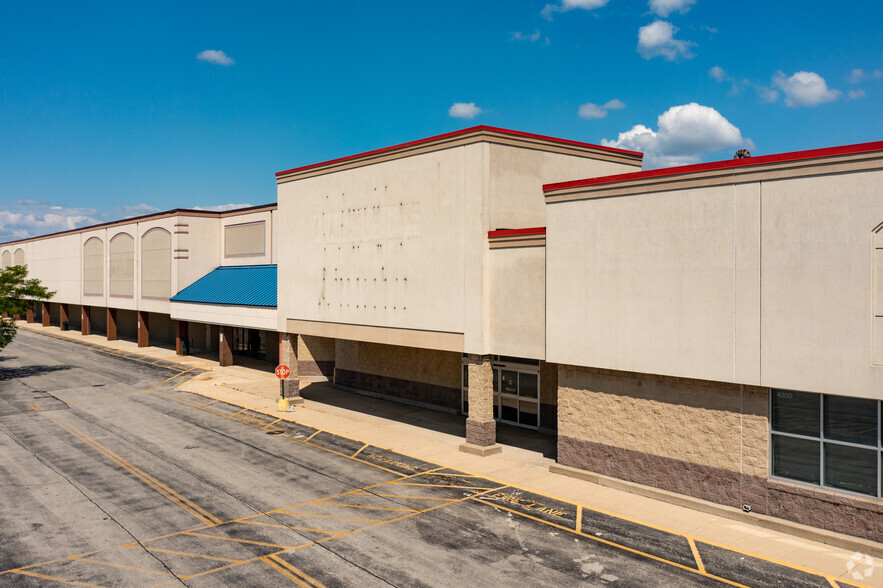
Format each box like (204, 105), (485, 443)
(13, 248), (24, 266)
(83, 237), (104, 295)
(109, 233), (135, 297)
(1, 250), (10, 268)
(141, 228), (171, 298)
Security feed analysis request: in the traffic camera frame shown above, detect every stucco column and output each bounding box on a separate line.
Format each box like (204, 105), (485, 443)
(106, 308), (117, 341)
(219, 326), (233, 367)
(279, 332), (303, 404)
(459, 355), (502, 456)
(26, 305), (34, 323)
(137, 311), (149, 347)
(175, 321), (188, 356)
(41, 303), (50, 327)
(59, 304), (69, 330)
(81, 306), (91, 336)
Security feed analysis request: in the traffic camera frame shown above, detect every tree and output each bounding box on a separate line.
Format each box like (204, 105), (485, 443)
(0, 265), (55, 351)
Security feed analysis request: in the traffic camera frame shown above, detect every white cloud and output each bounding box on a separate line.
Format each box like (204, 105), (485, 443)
(848, 89), (867, 100)
(637, 20), (694, 60)
(578, 99), (626, 119)
(847, 68), (883, 84)
(649, 0), (696, 18)
(578, 103), (607, 119)
(602, 103), (749, 169)
(448, 102), (483, 120)
(542, 0), (608, 19)
(511, 29), (542, 42)
(196, 49), (235, 66)
(772, 71), (841, 107)
(191, 203), (254, 212)
(0, 200), (168, 241)
(709, 65), (727, 82)
(756, 86), (779, 103)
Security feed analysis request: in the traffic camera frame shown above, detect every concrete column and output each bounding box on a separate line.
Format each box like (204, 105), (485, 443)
(59, 303), (69, 330)
(219, 326), (233, 367)
(175, 321), (189, 356)
(106, 308), (117, 341)
(26, 305), (34, 323)
(459, 355), (502, 456)
(137, 311), (149, 347)
(41, 303), (50, 327)
(279, 332), (303, 404)
(81, 306), (91, 336)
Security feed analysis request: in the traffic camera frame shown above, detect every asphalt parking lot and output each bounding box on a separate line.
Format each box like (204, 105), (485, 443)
(0, 330), (862, 587)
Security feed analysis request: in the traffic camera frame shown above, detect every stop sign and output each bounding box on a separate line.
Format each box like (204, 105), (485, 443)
(275, 365), (291, 380)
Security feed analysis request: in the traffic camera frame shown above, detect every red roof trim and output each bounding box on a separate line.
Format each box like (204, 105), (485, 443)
(488, 227), (546, 239)
(276, 126), (642, 177)
(543, 141), (883, 192)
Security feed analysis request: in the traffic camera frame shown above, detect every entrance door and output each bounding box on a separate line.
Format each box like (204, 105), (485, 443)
(461, 356), (540, 430)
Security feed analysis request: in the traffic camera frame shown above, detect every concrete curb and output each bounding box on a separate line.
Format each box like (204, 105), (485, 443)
(550, 463), (883, 559)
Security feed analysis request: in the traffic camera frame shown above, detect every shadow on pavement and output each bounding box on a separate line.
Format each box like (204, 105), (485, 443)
(301, 382), (557, 460)
(0, 364), (75, 380)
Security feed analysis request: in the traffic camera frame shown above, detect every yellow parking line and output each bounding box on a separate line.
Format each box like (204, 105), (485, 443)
(180, 531), (295, 550)
(52, 418), (222, 526)
(7, 569), (102, 587)
(316, 502), (417, 513)
(687, 537), (705, 574)
(268, 554), (327, 588)
(361, 492), (453, 502)
(263, 556), (311, 586)
(389, 482), (495, 490)
(69, 556), (173, 577)
(282, 511), (388, 524)
(351, 444), (368, 458)
(139, 546), (242, 563)
(471, 497), (747, 587)
(576, 505), (582, 534)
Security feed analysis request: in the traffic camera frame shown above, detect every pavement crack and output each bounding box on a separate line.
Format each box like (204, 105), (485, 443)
(0, 425), (187, 585)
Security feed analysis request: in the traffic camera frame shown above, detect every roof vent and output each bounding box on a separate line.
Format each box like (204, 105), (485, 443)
(734, 149), (751, 159)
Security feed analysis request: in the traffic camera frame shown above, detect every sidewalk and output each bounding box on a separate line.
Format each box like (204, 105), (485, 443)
(19, 322), (883, 587)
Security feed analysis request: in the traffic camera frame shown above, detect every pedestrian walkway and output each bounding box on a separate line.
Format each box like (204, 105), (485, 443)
(18, 322), (883, 587)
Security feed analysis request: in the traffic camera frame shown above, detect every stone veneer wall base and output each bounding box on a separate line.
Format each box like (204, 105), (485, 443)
(550, 463), (883, 559)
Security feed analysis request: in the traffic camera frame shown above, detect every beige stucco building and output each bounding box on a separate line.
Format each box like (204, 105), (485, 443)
(3, 126), (881, 542)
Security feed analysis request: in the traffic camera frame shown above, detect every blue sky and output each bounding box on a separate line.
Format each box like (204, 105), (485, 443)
(1, 0), (880, 240)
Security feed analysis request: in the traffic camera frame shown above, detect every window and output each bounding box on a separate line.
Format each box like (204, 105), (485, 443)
(771, 389), (882, 498)
(225, 221), (265, 257)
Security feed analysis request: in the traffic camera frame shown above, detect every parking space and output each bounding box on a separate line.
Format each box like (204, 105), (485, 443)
(0, 330), (865, 587)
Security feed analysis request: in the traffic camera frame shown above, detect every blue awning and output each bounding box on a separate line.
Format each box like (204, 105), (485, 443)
(171, 265), (277, 307)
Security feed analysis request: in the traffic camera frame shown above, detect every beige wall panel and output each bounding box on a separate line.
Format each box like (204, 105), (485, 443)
(83, 237), (104, 296)
(169, 302), (277, 331)
(760, 170), (883, 399)
(489, 246), (545, 359)
(109, 232), (135, 298)
(1, 250), (10, 268)
(225, 221), (265, 257)
(547, 185), (738, 382)
(28, 234), (81, 304)
(141, 229), (171, 299)
(221, 211), (272, 266)
(488, 144), (640, 232)
(558, 365), (769, 477)
(277, 145), (473, 339)
(875, 317), (883, 365)
(334, 339), (460, 388)
(175, 216), (220, 292)
(13, 248), (24, 266)
(733, 183), (762, 384)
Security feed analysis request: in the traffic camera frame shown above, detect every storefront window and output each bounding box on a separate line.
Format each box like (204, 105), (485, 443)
(771, 389), (881, 499)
